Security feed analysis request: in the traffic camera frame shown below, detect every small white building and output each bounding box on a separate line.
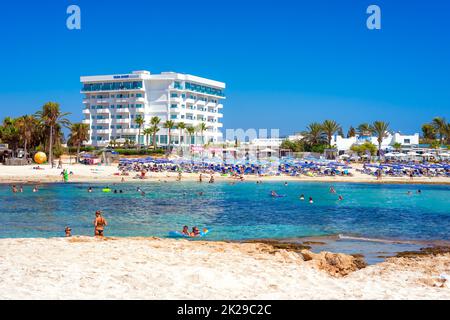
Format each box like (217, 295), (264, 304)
(331, 132), (420, 153)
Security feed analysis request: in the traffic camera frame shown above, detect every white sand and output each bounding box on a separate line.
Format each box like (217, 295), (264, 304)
(0, 237), (449, 300)
(0, 163), (449, 185)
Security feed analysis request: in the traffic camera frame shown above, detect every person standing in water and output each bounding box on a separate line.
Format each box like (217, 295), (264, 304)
(94, 210), (108, 237)
(309, 197), (314, 204)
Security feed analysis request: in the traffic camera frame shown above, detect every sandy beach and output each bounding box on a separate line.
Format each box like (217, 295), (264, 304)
(0, 236), (449, 300)
(0, 163), (449, 185)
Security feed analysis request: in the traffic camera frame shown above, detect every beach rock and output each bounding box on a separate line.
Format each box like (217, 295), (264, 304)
(396, 246), (450, 258)
(300, 250), (367, 277)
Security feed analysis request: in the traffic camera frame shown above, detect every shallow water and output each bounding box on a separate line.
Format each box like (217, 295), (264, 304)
(1, 181), (449, 242)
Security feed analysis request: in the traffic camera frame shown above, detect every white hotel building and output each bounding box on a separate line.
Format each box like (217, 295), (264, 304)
(81, 70), (225, 147)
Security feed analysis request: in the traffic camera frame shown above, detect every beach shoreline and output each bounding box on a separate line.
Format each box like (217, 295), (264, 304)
(1, 164), (449, 185)
(0, 236), (449, 299)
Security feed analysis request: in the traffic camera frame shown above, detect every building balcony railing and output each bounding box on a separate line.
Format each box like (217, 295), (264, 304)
(95, 119), (110, 124)
(96, 109), (110, 114)
(96, 129), (111, 134)
(114, 119), (131, 124)
(115, 108), (130, 113)
(82, 109), (91, 114)
(82, 119), (90, 124)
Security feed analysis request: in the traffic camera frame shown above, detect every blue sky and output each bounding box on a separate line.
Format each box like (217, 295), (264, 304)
(0, 0), (448, 136)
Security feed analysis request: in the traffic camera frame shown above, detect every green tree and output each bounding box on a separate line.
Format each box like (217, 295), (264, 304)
(16, 115), (38, 157)
(143, 128), (152, 147)
(186, 126), (196, 146)
(69, 123), (89, 163)
(371, 121), (390, 158)
(35, 102), (71, 166)
(357, 123), (372, 137)
(322, 120), (341, 147)
(301, 122), (326, 146)
(150, 116), (161, 148)
(392, 142), (402, 152)
(421, 123), (436, 142)
(163, 120), (176, 152)
(197, 122), (208, 145)
(177, 122), (186, 145)
(347, 126), (356, 138)
(350, 141), (377, 156)
(135, 115), (145, 150)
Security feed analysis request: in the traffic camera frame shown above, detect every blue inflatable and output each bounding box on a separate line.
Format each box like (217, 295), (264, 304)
(168, 228), (211, 238)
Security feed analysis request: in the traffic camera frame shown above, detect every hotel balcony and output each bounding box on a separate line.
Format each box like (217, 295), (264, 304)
(95, 119), (110, 124)
(135, 97), (146, 103)
(170, 97), (182, 104)
(196, 100), (206, 106)
(115, 118), (131, 124)
(82, 109), (91, 114)
(116, 128), (138, 135)
(217, 104), (223, 109)
(206, 102), (217, 108)
(82, 99), (90, 104)
(82, 119), (90, 124)
(96, 129), (111, 134)
(116, 108), (130, 113)
(96, 99), (110, 104)
(116, 98), (129, 103)
(185, 98), (195, 104)
(135, 107), (145, 113)
(97, 109), (110, 114)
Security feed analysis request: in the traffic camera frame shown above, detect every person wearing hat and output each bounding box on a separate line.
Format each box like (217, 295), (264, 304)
(65, 226), (72, 237)
(94, 210), (108, 237)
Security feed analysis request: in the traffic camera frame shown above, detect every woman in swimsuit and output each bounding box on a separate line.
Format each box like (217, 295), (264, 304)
(94, 210), (108, 237)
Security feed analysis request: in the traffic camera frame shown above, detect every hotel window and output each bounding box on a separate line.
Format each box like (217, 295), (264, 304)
(171, 93), (178, 98)
(171, 104), (177, 109)
(136, 93), (143, 98)
(404, 139), (410, 144)
(136, 104), (143, 108)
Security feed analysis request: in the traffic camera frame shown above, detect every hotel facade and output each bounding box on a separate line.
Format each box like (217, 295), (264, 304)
(81, 70), (225, 147)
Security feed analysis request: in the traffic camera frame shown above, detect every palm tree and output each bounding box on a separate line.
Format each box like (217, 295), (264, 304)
(197, 122), (208, 145)
(357, 123), (372, 137)
(16, 115), (37, 157)
(322, 120), (341, 147)
(135, 115), (145, 150)
(35, 102), (71, 167)
(392, 142), (402, 152)
(177, 122), (186, 145)
(371, 121), (390, 158)
(432, 117), (447, 145)
(150, 116), (161, 148)
(143, 128), (152, 147)
(163, 120), (176, 152)
(301, 122), (326, 146)
(421, 123), (436, 142)
(0, 117), (20, 155)
(186, 126), (195, 146)
(69, 123), (89, 163)
(347, 126), (356, 138)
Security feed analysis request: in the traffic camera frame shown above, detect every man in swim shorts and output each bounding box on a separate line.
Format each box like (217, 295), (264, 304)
(94, 210), (108, 237)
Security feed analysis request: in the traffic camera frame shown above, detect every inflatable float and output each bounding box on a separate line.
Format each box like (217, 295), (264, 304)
(168, 228), (211, 238)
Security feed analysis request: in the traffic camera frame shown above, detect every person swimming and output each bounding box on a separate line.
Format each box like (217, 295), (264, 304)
(65, 226), (72, 237)
(12, 185), (18, 193)
(271, 190), (279, 197)
(299, 194), (305, 200)
(338, 195), (344, 201)
(88, 187), (93, 193)
(309, 197), (313, 204)
(32, 186), (38, 193)
(330, 186), (336, 193)
(190, 226), (200, 237)
(417, 189), (422, 194)
(284, 182), (288, 186)
(182, 225), (190, 236)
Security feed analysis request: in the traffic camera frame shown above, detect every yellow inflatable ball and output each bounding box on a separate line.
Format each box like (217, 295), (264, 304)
(34, 152), (47, 164)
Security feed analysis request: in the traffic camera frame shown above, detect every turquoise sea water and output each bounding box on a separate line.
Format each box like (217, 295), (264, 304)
(1, 182), (449, 242)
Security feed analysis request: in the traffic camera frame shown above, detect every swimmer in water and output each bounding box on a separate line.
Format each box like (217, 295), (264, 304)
(330, 186), (336, 194)
(299, 194), (305, 200)
(88, 187), (93, 193)
(181, 225), (190, 236)
(271, 190), (279, 197)
(338, 195), (344, 201)
(33, 186), (38, 193)
(12, 185), (18, 193)
(417, 189), (422, 194)
(309, 197), (313, 204)
(65, 226), (72, 237)
(284, 182), (288, 186)
(407, 191), (412, 195)
(19, 186), (23, 193)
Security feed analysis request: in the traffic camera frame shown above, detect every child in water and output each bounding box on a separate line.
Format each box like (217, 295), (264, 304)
(309, 197), (314, 204)
(299, 194), (305, 200)
(182, 225), (190, 236)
